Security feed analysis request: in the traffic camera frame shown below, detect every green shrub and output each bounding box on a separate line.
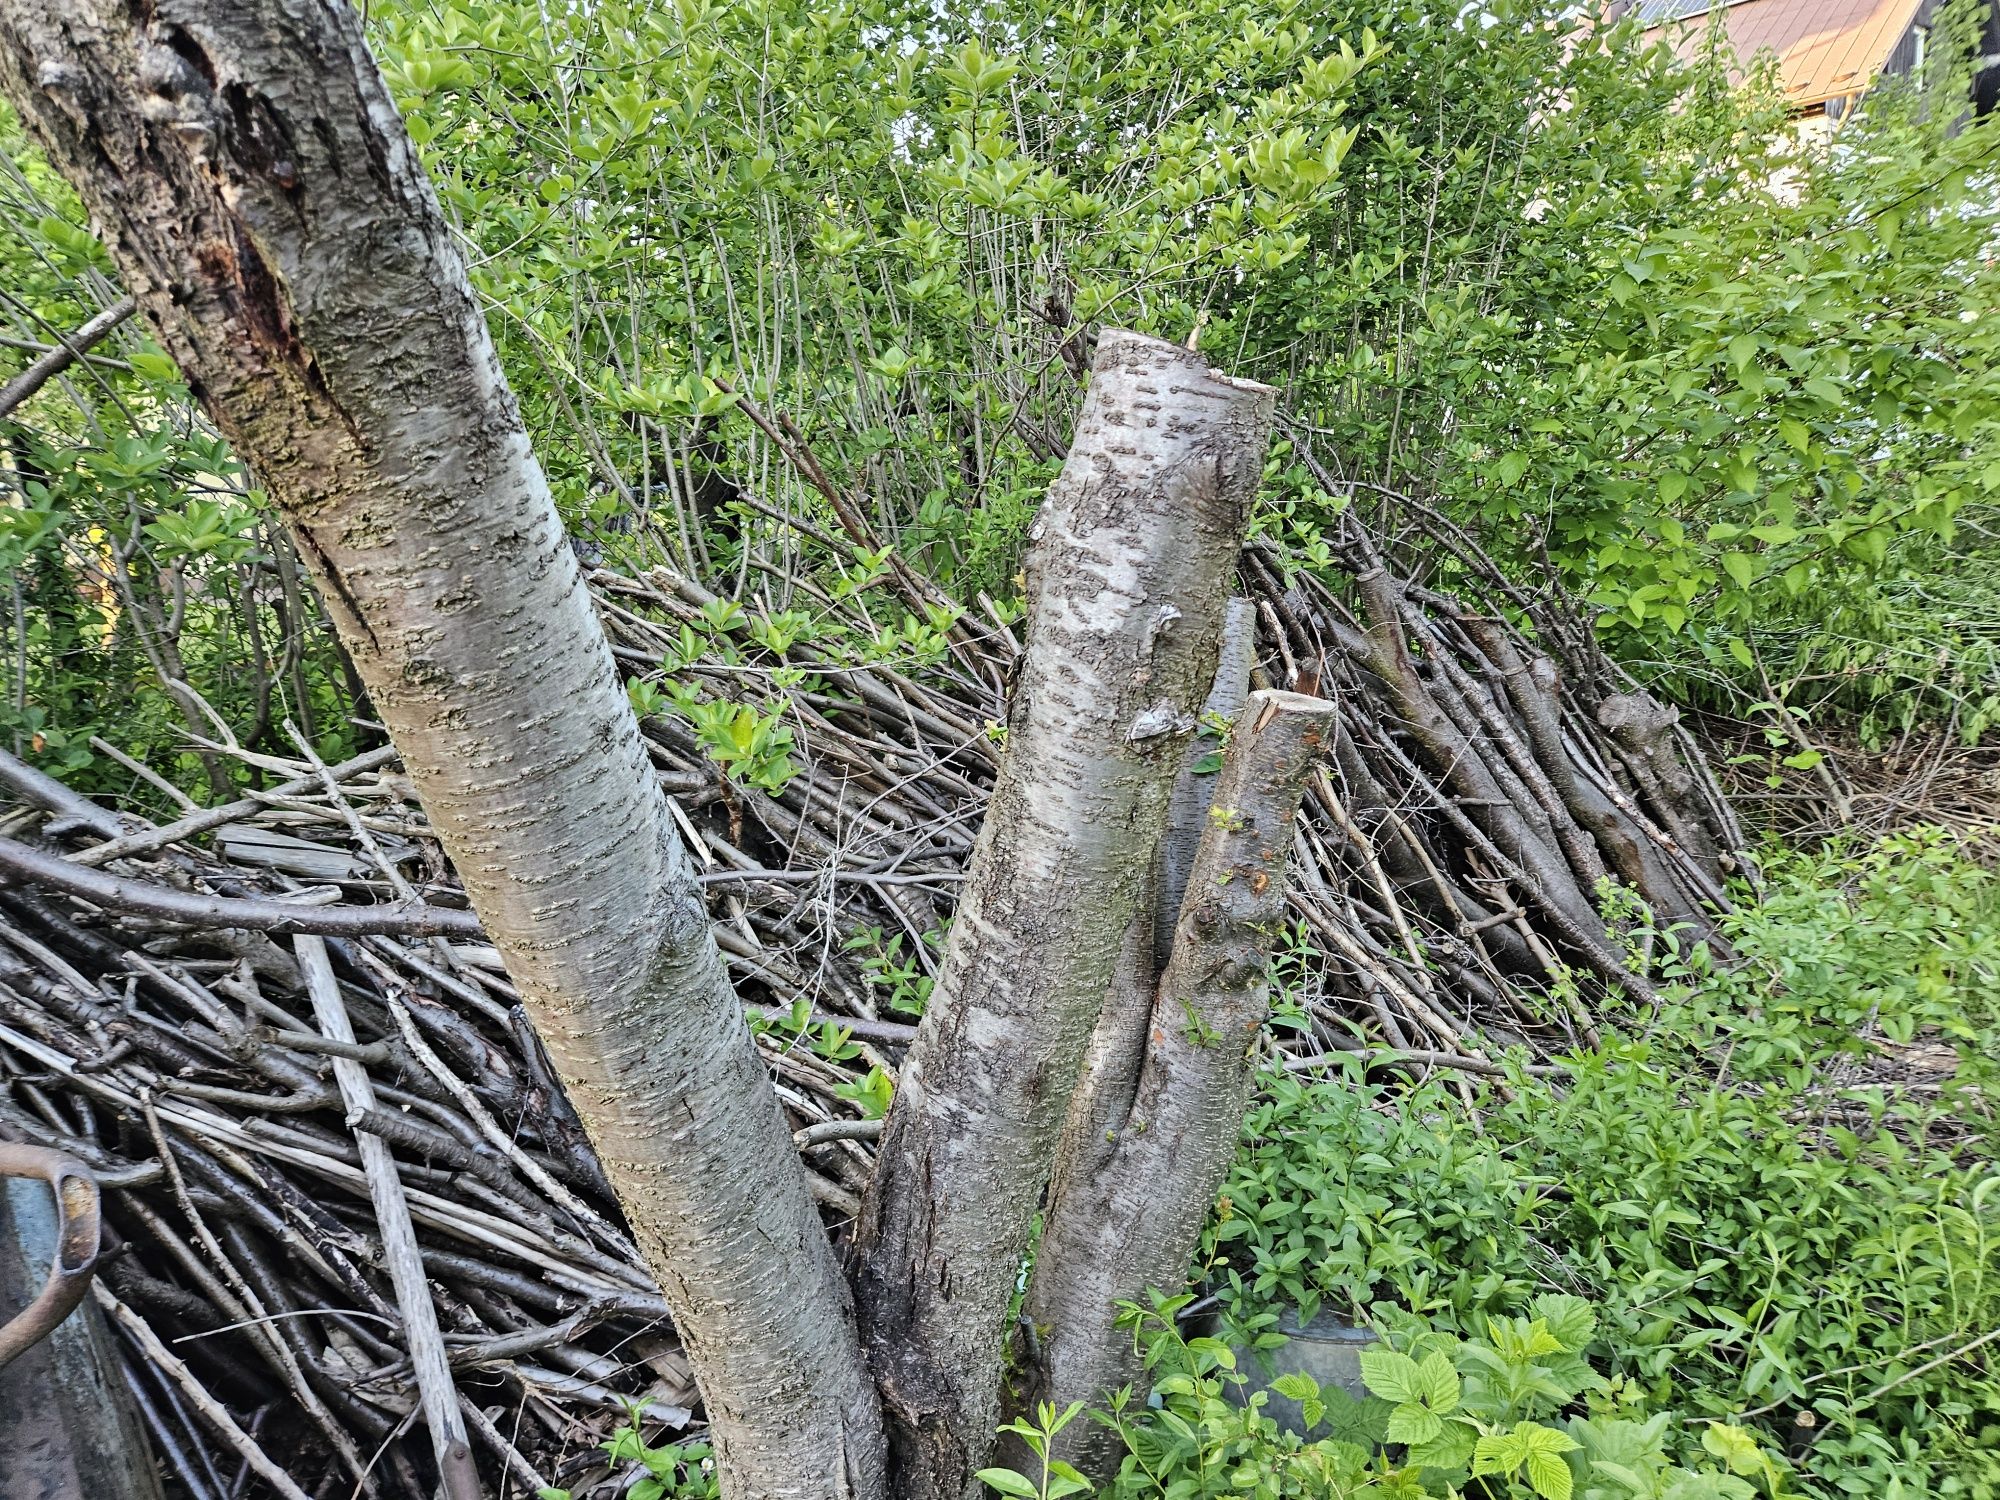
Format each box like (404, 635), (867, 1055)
(1201, 832), (2000, 1498)
(987, 1295), (1788, 1497)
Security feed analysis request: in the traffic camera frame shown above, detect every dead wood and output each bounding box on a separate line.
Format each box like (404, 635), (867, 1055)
(0, 464), (1735, 1493)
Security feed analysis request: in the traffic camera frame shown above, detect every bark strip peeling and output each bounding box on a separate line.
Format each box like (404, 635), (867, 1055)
(1020, 690), (1338, 1476)
(0, 5), (883, 1493)
(854, 331), (1277, 1498)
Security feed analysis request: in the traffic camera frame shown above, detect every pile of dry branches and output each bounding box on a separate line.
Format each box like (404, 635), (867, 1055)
(0, 492), (1739, 1496)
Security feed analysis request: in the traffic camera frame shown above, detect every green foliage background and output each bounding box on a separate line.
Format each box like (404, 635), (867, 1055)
(6, 0), (1999, 791)
(365, 0), (2000, 735)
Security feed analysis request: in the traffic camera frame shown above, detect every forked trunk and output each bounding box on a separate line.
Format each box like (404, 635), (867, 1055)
(1016, 690), (1337, 1475)
(854, 332), (1277, 1497)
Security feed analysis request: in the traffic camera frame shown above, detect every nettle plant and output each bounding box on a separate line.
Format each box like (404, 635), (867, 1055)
(985, 1294), (1786, 1499)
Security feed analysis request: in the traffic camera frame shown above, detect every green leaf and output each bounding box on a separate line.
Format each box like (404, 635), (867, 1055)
(1702, 1423), (1768, 1478)
(1522, 1424), (1582, 1458)
(1492, 450), (1532, 488)
(1532, 1294), (1597, 1353)
(1415, 1350), (1461, 1410)
(128, 351), (180, 383)
(1270, 1372), (1320, 1402)
(1474, 1430), (1527, 1476)
(1407, 1422), (1478, 1471)
(1319, 1387), (1393, 1445)
(1721, 553), (1757, 592)
(1387, 1402), (1444, 1445)
(1525, 1448), (1576, 1500)
(975, 1470), (1042, 1498)
(1358, 1348), (1422, 1404)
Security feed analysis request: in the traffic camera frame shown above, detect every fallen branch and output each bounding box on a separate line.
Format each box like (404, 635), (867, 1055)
(0, 833), (482, 937)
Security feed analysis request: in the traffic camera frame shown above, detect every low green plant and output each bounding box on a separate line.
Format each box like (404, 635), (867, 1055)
(662, 682), (799, 795)
(836, 1063), (897, 1120)
(534, 1411), (718, 1500)
(1199, 831), (2000, 1498)
(982, 1295), (1785, 1498)
(981, 1402), (1093, 1500)
(844, 925), (938, 1018)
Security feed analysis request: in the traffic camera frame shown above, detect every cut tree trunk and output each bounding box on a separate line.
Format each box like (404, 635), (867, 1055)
(853, 331), (1277, 1498)
(1013, 690), (1338, 1476)
(0, 5), (883, 1494)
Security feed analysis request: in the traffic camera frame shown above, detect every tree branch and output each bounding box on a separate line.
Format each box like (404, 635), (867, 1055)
(0, 296), (135, 420)
(0, 833), (481, 937)
(1012, 691), (1336, 1475)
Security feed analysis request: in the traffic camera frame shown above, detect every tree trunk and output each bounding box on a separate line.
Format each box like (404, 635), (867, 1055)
(853, 331), (1277, 1498)
(1014, 690), (1337, 1476)
(0, 5), (884, 1493)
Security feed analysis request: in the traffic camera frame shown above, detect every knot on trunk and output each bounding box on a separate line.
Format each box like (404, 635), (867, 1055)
(1595, 690), (1680, 754)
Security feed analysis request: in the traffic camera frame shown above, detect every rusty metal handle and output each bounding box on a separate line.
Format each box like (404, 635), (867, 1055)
(0, 1142), (101, 1368)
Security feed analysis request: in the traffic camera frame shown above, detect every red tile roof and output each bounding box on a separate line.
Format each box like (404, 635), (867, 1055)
(1644, 0), (1925, 108)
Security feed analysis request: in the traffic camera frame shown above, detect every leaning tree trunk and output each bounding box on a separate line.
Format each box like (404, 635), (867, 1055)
(853, 332), (1277, 1498)
(0, 5), (884, 1494)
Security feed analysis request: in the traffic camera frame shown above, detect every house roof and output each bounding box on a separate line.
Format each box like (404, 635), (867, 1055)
(1640, 0), (1927, 108)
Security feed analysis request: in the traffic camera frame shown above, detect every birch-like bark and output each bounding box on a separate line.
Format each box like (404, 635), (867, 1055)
(1017, 691), (1337, 1476)
(0, 6), (883, 1493)
(853, 331), (1276, 1498)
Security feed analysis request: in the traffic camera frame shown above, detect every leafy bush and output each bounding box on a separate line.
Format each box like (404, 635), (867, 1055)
(360, 0), (2000, 742)
(986, 1294), (1788, 1497)
(1200, 833), (2000, 1498)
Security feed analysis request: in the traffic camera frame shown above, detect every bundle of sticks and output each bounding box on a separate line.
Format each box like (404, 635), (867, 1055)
(0, 488), (1739, 1495)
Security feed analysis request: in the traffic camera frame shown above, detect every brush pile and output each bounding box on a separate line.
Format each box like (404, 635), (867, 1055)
(0, 490), (1739, 1496)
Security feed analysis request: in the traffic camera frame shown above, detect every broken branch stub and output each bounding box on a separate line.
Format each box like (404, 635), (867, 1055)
(1016, 689), (1338, 1476)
